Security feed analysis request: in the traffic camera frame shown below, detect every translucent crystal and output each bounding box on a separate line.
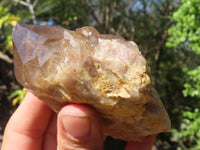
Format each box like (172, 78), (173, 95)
(13, 24), (171, 141)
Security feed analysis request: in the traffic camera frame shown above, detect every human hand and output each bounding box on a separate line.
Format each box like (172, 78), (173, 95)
(2, 92), (155, 150)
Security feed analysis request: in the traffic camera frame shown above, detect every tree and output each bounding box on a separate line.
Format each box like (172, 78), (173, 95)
(166, 0), (200, 149)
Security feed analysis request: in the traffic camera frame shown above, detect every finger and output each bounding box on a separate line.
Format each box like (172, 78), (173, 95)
(2, 92), (53, 150)
(125, 135), (156, 150)
(42, 113), (57, 150)
(57, 104), (105, 150)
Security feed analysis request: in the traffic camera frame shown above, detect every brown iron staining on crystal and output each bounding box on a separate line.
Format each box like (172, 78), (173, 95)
(13, 24), (171, 141)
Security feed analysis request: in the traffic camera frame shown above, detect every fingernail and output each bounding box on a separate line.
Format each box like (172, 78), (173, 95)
(61, 115), (91, 140)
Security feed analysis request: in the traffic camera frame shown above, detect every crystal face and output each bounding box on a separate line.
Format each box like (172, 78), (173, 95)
(13, 24), (171, 141)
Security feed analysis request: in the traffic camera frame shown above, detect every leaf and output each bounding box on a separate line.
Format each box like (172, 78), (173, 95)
(9, 88), (27, 106)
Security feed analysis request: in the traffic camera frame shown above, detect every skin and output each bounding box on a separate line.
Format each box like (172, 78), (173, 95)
(2, 92), (155, 150)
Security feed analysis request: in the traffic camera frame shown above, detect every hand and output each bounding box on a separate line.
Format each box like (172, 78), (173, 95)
(2, 92), (155, 150)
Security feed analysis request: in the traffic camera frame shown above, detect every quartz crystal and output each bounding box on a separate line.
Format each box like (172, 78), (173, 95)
(13, 24), (171, 141)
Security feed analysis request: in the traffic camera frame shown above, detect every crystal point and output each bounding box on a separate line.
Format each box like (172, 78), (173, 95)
(13, 24), (171, 141)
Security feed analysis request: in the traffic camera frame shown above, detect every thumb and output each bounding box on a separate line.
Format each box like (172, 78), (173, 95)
(57, 104), (105, 150)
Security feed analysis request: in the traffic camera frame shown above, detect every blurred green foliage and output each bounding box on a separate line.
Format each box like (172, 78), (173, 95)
(183, 67), (200, 98)
(0, 5), (22, 108)
(9, 88), (27, 106)
(167, 0), (200, 149)
(171, 109), (200, 150)
(0, 6), (20, 50)
(166, 0), (200, 54)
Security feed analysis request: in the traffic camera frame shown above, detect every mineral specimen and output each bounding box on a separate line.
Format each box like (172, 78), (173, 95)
(13, 24), (171, 141)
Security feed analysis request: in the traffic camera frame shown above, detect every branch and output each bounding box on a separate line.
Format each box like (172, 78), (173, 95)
(84, 0), (101, 25)
(13, 0), (37, 24)
(33, 0), (38, 8)
(0, 51), (13, 64)
(178, 140), (188, 150)
(152, 0), (163, 15)
(91, 8), (101, 25)
(28, 5), (37, 24)
(128, 0), (136, 10)
(13, 0), (29, 7)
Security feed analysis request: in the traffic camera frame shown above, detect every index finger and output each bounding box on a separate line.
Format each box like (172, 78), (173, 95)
(2, 92), (53, 150)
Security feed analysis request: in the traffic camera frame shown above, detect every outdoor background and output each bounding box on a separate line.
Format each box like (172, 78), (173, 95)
(0, 0), (200, 149)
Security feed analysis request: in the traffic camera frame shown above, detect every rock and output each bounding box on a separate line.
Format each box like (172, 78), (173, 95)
(12, 24), (171, 141)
